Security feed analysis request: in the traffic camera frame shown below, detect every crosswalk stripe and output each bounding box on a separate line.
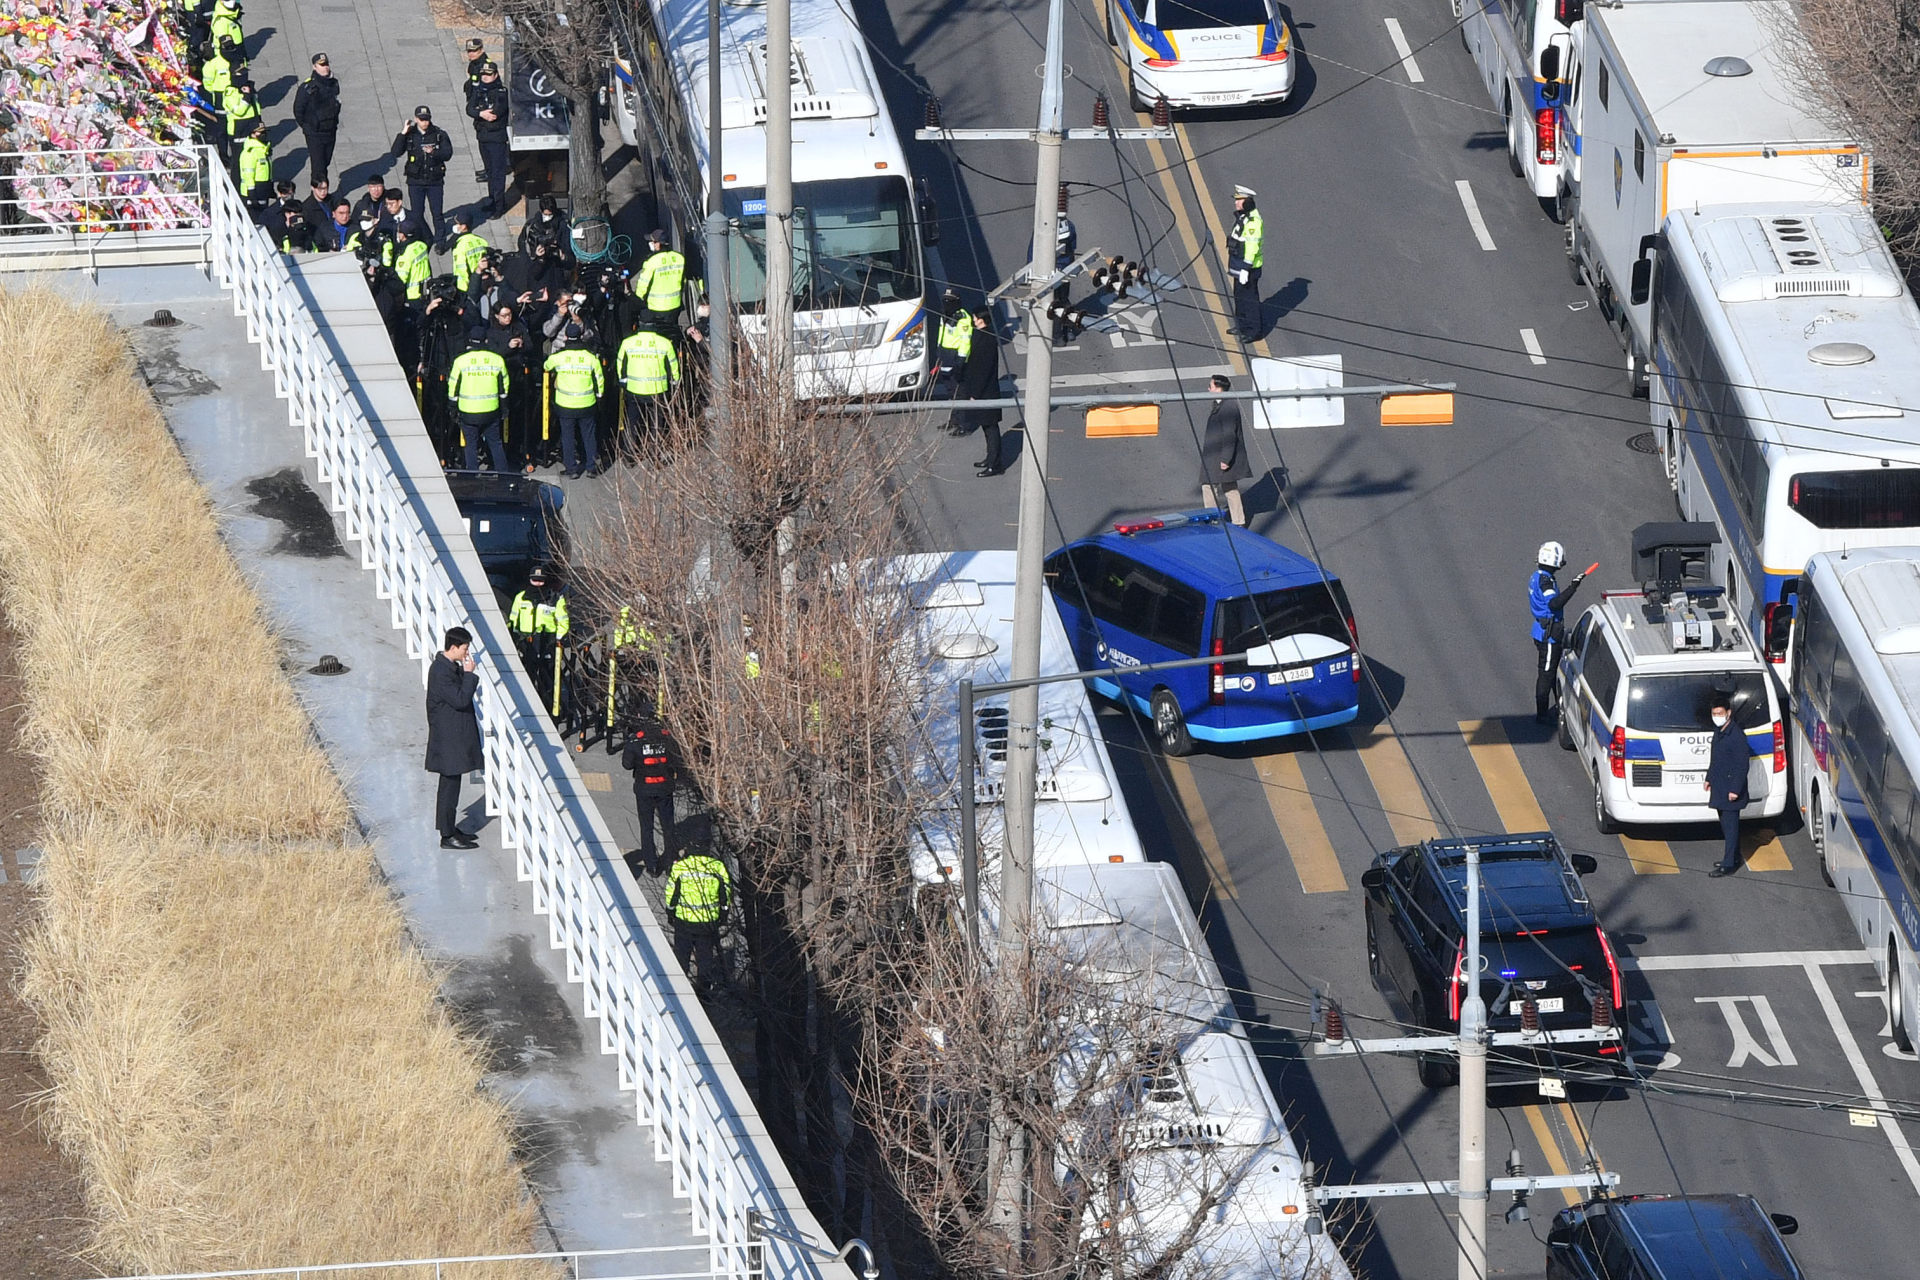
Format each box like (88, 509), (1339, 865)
(1166, 758), (1239, 898)
(1353, 723), (1442, 846)
(1458, 718), (1550, 833)
(1621, 833), (1680, 875)
(1253, 753), (1348, 893)
(1743, 825), (1793, 872)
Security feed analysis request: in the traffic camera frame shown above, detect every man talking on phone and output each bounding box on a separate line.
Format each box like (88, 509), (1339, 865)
(425, 626), (482, 848)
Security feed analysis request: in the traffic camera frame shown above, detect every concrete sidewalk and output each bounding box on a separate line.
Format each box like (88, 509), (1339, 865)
(56, 262), (696, 1261)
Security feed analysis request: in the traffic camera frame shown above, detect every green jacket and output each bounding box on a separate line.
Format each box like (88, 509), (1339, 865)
(616, 330), (680, 396)
(1230, 206), (1264, 270)
(236, 136), (272, 193)
(450, 232), (489, 292)
(544, 347), (605, 409)
(634, 249), (685, 312)
(393, 239), (431, 299)
(666, 853), (732, 925)
(448, 348), (509, 413)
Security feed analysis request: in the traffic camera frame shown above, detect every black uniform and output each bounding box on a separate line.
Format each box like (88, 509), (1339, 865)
(953, 321), (1002, 474)
(291, 70), (341, 185)
(621, 721), (679, 877)
(1707, 718), (1752, 875)
(389, 121), (454, 245)
(467, 77), (512, 217)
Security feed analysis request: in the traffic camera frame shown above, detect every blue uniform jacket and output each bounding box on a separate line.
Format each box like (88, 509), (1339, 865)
(1530, 569), (1564, 642)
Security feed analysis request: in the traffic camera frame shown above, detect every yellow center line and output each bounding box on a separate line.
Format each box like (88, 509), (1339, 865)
(1620, 832), (1680, 875)
(1352, 723), (1441, 846)
(1523, 1104), (1585, 1206)
(1166, 757), (1239, 898)
(1457, 718), (1549, 833)
(1558, 1101), (1603, 1177)
(1102, 46), (1245, 373)
(1252, 752), (1347, 893)
(1743, 824), (1793, 872)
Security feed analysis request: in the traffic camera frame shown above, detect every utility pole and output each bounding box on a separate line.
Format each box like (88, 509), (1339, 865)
(1459, 842), (1488, 1280)
(764, 0), (793, 385)
(999, 0), (1068, 959)
(705, 0), (730, 419)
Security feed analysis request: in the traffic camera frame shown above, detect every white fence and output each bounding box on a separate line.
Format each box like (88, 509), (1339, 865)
(186, 146), (844, 1280)
(0, 146), (213, 272)
(109, 1242), (750, 1280)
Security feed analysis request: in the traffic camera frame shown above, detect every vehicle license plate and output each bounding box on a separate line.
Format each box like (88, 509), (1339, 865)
(1668, 771), (1703, 788)
(1197, 91), (1249, 105)
(1282, 665), (1314, 683)
(1534, 997), (1564, 1014)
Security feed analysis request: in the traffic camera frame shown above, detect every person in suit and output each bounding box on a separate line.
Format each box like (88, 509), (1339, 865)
(1199, 375), (1251, 526)
(425, 626), (483, 848)
(1706, 695), (1751, 877)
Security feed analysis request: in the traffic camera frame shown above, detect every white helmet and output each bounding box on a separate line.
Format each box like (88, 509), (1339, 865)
(1537, 540), (1566, 570)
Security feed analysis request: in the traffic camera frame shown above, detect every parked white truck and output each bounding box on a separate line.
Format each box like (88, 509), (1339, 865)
(1567, 0), (1868, 392)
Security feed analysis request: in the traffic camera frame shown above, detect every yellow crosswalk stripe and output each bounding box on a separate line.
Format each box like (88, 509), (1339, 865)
(1621, 833), (1680, 875)
(1458, 718), (1549, 833)
(1353, 724), (1442, 846)
(1743, 824), (1793, 872)
(1253, 753), (1348, 893)
(1166, 758), (1239, 898)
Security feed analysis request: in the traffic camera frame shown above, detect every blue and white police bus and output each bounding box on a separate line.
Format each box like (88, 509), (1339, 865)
(610, 0), (934, 397)
(1788, 548), (1920, 1056)
(1644, 202), (1920, 671)
(1461, 0), (1580, 220)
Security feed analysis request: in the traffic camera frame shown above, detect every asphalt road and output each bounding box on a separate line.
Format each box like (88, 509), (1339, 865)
(854, 0), (1920, 1274)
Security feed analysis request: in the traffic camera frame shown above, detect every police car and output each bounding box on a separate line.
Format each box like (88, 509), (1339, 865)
(1106, 0), (1295, 111)
(1555, 529), (1788, 834)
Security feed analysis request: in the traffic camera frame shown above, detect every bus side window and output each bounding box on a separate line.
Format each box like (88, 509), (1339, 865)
(1150, 581), (1206, 658)
(1798, 583), (1836, 702)
(1598, 61), (1609, 110)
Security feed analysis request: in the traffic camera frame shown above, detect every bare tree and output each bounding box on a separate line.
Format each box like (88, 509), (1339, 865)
(1778, 0), (1920, 268)
(482, 0), (614, 219)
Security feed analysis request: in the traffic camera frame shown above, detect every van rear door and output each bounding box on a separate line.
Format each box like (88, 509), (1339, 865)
(1156, 0), (1271, 60)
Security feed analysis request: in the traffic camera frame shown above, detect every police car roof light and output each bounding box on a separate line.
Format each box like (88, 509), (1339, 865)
(1112, 519), (1166, 535)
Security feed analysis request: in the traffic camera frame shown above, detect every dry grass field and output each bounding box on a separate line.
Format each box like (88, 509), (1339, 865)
(0, 288), (550, 1278)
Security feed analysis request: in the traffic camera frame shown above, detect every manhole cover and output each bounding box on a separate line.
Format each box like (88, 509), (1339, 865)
(1627, 431), (1659, 454)
(308, 655), (350, 676)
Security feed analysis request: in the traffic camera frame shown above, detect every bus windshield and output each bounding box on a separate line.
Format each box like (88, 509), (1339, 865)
(725, 177), (921, 312)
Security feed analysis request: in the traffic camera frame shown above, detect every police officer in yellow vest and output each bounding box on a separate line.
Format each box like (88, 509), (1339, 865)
(933, 287), (971, 385)
(392, 224), (432, 301)
(448, 328), (511, 471)
(199, 47), (234, 160)
(544, 322), (605, 478)
(236, 120), (273, 210)
(615, 328), (680, 454)
(632, 229), (685, 335)
(448, 212), (489, 292)
(508, 562), (570, 700)
(1227, 183), (1265, 342)
(209, 0), (246, 65)
(664, 837), (732, 989)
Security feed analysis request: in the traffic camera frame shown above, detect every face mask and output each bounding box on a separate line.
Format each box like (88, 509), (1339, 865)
(1712, 713), (1730, 728)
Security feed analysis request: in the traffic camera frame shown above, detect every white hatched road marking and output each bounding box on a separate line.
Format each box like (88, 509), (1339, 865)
(1521, 328), (1546, 364)
(1622, 949), (1874, 971)
(1804, 963), (1920, 1199)
(1455, 180), (1497, 251)
(1383, 18), (1425, 83)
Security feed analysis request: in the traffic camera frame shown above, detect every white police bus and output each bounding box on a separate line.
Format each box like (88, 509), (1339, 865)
(1788, 548), (1920, 1056)
(611, 0), (934, 397)
(1643, 202), (1920, 671)
(1460, 0), (1580, 220)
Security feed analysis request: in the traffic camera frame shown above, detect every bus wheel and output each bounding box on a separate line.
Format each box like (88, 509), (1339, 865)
(1890, 943), (1914, 1054)
(1151, 689), (1192, 757)
(1504, 102), (1523, 178)
(1812, 793), (1833, 888)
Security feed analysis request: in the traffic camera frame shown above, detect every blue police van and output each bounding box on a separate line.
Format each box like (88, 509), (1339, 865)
(1043, 511), (1360, 755)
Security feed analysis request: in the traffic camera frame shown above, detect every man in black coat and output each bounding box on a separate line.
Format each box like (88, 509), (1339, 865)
(950, 309), (1003, 476)
(292, 53), (341, 185)
(1200, 374), (1251, 526)
(1706, 694), (1751, 877)
(425, 626), (483, 848)
(350, 174), (390, 229)
(389, 105), (455, 249)
(467, 59), (513, 219)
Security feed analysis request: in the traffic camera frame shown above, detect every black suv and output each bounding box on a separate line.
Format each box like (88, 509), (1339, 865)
(1361, 834), (1623, 1088)
(444, 471), (569, 607)
(1548, 1193), (1801, 1279)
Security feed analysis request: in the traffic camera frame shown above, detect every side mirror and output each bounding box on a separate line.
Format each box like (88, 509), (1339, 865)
(917, 179), (942, 247)
(1360, 868), (1388, 891)
(1770, 1213), (1799, 1237)
(1570, 853), (1599, 875)
(1540, 46), (1561, 83)
(1629, 258), (1652, 306)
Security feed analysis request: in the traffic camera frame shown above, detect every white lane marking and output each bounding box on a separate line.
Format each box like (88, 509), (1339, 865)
(1454, 180), (1497, 252)
(1383, 18), (1425, 83)
(1694, 995), (1798, 1068)
(1520, 328), (1546, 365)
(1027, 364), (1236, 390)
(1622, 949), (1874, 971)
(1804, 963), (1920, 1199)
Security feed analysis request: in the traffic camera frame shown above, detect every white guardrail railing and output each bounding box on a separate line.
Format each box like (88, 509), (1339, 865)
(181, 146), (843, 1280)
